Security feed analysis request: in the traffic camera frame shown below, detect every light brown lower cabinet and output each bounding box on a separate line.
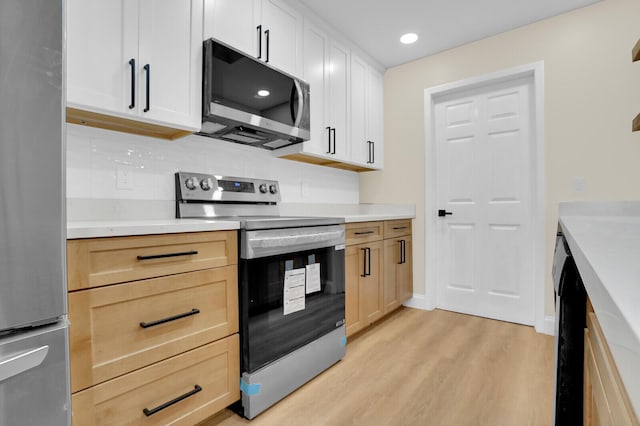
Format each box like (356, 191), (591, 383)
(67, 230), (240, 425)
(72, 335), (239, 426)
(584, 302), (639, 425)
(345, 219), (413, 337)
(383, 235), (413, 313)
(345, 241), (384, 336)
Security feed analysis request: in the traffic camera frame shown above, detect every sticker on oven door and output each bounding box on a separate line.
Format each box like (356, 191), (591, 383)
(335, 244), (345, 251)
(283, 268), (306, 315)
(305, 263), (321, 294)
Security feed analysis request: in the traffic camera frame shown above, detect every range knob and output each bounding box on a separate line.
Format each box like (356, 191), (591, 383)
(269, 184), (278, 194)
(259, 184), (268, 194)
(185, 177), (198, 190)
(200, 178), (212, 191)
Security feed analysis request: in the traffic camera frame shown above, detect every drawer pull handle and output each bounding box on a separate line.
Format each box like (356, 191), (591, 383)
(140, 308), (200, 329)
(142, 384), (202, 417)
(354, 231), (375, 235)
(137, 250), (198, 261)
(392, 226), (408, 230)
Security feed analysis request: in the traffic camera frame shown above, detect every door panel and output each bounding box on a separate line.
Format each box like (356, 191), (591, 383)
(203, 0), (258, 57)
(260, 0), (301, 76)
(435, 77), (534, 325)
(301, 22), (328, 156)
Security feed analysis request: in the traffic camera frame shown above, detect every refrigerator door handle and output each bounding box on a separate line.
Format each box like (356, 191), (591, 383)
(0, 345), (49, 382)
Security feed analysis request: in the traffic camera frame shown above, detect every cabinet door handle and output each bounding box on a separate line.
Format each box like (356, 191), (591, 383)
(326, 126), (332, 154)
(139, 308), (200, 329)
(128, 58), (136, 109)
(142, 384), (202, 417)
(264, 29), (270, 63)
(354, 231), (374, 235)
(137, 250), (198, 261)
(366, 141), (371, 164)
(360, 247), (368, 277)
(366, 247), (371, 276)
(402, 240), (407, 264)
(331, 128), (336, 154)
(397, 240), (403, 265)
(256, 25), (262, 59)
(393, 226), (408, 230)
(371, 141), (375, 164)
(143, 64), (150, 112)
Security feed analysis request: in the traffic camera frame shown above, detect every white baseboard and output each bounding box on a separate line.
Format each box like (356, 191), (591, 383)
(536, 315), (555, 336)
(402, 294), (433, 311)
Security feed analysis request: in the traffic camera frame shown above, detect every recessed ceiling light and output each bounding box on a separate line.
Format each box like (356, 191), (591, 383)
(257, 89), (270, 97)
(400, 33), (418, 45)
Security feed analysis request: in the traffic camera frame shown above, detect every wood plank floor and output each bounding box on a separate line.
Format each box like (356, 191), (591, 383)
(201, 307), (554, 426)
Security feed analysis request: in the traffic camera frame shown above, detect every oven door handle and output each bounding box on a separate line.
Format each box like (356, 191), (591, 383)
(243, 225), (346, 259)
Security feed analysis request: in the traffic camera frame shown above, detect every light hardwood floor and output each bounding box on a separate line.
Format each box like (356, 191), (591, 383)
(201, 308), (554, 426)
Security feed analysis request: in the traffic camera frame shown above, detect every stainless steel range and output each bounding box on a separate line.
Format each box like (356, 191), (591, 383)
(175, 172), (346, 419)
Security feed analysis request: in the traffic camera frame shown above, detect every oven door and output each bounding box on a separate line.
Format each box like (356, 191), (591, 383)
(239, 225), (345, 373)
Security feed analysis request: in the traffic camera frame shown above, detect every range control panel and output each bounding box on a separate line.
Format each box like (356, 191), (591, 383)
(175, 172), (281, 204)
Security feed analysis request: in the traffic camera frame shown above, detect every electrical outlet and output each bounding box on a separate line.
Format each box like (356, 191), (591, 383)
(116, 165), (134, 190)
(572, 176), (586, 194)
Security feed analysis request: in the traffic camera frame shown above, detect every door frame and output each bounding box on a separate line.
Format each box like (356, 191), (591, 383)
(422, 61), (547, 334)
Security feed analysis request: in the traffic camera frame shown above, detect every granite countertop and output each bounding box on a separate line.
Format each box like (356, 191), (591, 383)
(559, 201), (640, 416)
(67, 202), (416, 239)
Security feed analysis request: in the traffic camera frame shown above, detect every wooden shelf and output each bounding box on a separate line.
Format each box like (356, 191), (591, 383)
(633, 113), (640, 132)
(634, 38), (640, 62)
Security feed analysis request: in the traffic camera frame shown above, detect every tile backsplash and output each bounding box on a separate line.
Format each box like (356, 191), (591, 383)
(66, 124), (359, 206)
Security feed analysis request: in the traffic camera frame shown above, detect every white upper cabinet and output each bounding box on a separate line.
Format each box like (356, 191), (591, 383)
(67, 0), (137, 115)
(367, 66), (384, 169)
(203, 0), (259, 58)
(351, 53), (384, 169)
(326, 39), (350, 161)
(204, 0), (302, 76)
(67, 0), (203, 133)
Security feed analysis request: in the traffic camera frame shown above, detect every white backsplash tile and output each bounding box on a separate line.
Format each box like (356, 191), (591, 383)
(66, 124), (359, 209)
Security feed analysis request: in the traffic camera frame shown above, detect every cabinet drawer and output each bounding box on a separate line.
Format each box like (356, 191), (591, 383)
(67, 231), (237, 290)
(345, 222), (383, 246)
(585, 329), (613, 425)
(72, 334), (240, 426)
(69, 266), (238, 392)
(383, 219), (412, 239)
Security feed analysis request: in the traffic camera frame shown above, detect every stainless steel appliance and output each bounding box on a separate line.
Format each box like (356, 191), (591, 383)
(0, 0), (70, 425)
(199, 39), (310, 149)
(552, 228), (586, 425)
(176, 172), (345, 419)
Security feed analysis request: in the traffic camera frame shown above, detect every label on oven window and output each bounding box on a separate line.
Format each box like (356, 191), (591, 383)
(283, 268), (306, 315)
(335, 244), (345, 251)
(305, 263), (321, 294)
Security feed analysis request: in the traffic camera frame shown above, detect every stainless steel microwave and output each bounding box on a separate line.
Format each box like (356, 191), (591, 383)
(199, 38), (310, 150)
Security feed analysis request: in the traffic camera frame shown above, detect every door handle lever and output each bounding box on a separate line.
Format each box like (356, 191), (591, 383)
(438, 209), (453, 217)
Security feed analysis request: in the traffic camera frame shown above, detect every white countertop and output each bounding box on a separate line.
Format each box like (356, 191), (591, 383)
(67, 219), (240, 239)
(67, 203), (415, 238)
(559, 201), (640, 416)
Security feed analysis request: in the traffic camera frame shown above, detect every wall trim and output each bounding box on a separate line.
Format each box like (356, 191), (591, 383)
(423, 61), (547, 333)
(538, 315), (556, 336)
(402, 293), (433, 311)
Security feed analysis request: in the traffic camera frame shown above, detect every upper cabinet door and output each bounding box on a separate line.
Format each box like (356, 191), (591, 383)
(366, 67), (384, 169)
(203, 0), (259, 58)
(350, 54), (368, 165)
(260, 0), (302, 76)
(301, 22), (329, 157)
(138, 0), (202, 129)
(327, 39), (349, 161)
(66, 0), (139, 115)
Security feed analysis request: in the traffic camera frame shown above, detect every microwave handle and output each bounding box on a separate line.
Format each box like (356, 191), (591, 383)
(290, 80), (304, 128)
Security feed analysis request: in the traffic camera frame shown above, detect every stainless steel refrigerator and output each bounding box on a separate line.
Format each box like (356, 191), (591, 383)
(0, 1), (70, 425)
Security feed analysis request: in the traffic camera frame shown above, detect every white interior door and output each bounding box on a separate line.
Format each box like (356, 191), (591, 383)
(434, 76), (535, 326)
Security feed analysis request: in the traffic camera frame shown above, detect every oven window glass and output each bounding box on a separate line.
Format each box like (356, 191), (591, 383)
(239, 246), (345, 373)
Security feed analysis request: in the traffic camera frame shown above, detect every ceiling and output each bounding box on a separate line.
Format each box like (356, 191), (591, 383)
(297, 0), (601, 69)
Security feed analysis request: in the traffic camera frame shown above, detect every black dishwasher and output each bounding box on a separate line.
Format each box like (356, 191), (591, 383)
(552, 229), (586, 425)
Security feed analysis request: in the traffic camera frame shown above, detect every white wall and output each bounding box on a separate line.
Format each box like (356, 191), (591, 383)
(66, 123), (359, 214)
(359, 0), (640, 317)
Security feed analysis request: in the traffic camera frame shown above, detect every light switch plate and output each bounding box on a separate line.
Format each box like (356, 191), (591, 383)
(572, 176), (586, 194)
